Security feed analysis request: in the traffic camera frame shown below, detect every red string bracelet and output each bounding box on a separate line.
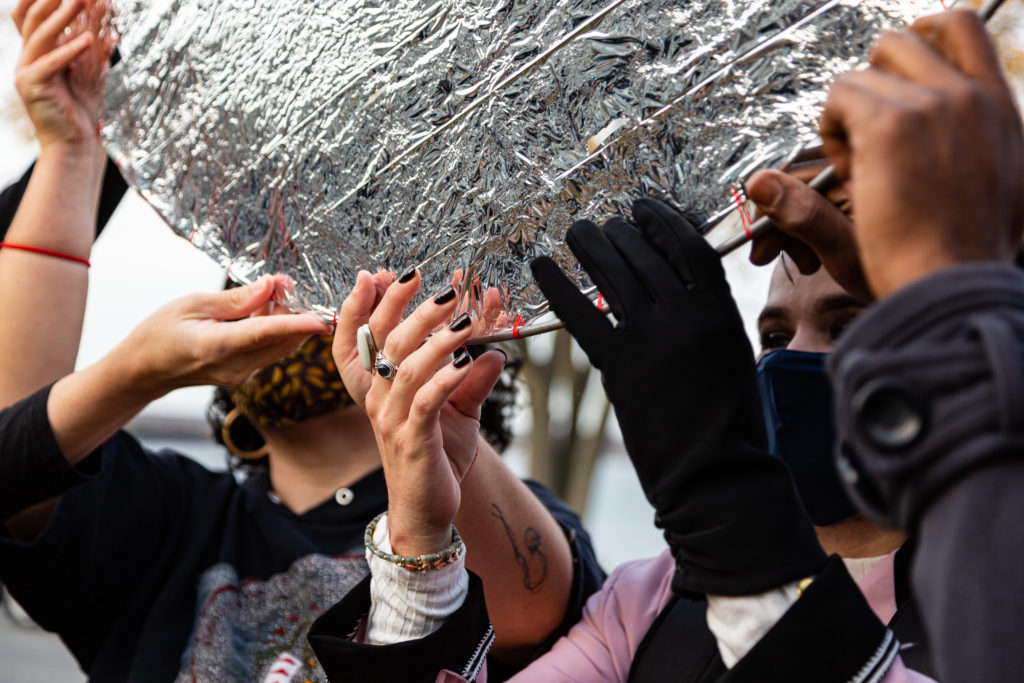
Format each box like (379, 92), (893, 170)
(0, 242), (90, 267)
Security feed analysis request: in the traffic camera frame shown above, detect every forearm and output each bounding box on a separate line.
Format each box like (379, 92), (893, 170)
(829, 264), (1024, 681)
(454, 439), (573, 659)
(0, 141), (107, 407)
(47, 345), (165, 465)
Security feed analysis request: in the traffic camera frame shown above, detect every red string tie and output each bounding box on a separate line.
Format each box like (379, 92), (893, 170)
(731, 186), (753, 239)
(0, 242), (90, 267)
(512, 314), (523, 340)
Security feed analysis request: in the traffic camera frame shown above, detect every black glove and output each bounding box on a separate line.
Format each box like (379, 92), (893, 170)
(531, 198), (825, 597)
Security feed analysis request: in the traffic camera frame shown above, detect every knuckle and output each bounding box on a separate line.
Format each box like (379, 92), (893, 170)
(869, 31), (900, 64)
(364, 394), (385, 420)
(946, 80), (984, 110)
(247, 328), (270, 348)
(877, 105), (918, 137)
(946, 8), (981, 32)
(228, 287), (248, 308)
(410, 392), (434, 417)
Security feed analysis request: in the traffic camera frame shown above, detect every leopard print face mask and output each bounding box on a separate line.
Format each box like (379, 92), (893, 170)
(231, 334), (352, 429)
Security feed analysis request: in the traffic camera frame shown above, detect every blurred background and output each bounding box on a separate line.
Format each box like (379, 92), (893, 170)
(2, 0), (1022, 679)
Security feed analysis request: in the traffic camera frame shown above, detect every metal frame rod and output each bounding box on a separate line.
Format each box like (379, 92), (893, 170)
(466, 0), (1010, 345)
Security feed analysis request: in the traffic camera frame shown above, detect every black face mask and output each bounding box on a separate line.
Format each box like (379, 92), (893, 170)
(756, 349), (858, 526)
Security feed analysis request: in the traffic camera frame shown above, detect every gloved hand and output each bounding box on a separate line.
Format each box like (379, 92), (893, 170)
(532, 198), (825, 596)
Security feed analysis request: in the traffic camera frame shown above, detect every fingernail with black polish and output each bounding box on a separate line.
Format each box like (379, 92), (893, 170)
(398, 266), (417, 283)
(494, 348), (508, 363)
(433, 284), (456, 305)
(453, 349), (471, 368)
(449, 312), (471, 332)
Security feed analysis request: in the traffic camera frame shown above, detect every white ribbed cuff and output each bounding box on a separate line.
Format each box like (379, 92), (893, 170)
(706, 582), (801, 667)
(365, 512), (469, 645)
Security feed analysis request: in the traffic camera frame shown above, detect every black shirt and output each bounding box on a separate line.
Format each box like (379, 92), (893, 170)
(0, 385), (603, 682)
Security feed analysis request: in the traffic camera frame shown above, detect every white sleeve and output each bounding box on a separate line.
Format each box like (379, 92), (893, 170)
(365, 512), (470, 645)
(705, 583), (801, 667)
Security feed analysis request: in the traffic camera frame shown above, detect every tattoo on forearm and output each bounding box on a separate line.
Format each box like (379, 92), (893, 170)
(490, 503), (548, 593)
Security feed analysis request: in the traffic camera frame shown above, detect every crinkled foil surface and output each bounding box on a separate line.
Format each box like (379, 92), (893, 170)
(103, 0), (937, 326)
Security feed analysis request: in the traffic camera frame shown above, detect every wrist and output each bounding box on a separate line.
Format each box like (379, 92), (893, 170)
(38, 138), (104, 165)
(387, 511), (454, 557)
(102, 337), (176, 405)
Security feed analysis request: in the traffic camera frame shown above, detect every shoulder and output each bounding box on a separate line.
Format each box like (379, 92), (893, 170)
(76, 432), (237, 506)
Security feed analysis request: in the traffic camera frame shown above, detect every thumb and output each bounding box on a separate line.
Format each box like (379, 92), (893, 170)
(746, 169), (873, 301)
(196, 275), (277, 320)
(447, 350), (506, 418)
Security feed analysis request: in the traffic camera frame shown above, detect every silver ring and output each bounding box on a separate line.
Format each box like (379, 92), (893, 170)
(357, 324), (379, 373)
(374, 351), (399, 380)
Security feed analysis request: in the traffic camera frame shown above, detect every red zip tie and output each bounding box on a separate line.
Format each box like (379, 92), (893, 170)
(596, 292), (604, 311)
(332, 312), (338, 330)
(512, 314), (523, 340)
(731, 186), (753, 238)
(0, 242), (90, 267)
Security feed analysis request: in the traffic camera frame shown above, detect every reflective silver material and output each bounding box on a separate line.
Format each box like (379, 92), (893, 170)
(102, 0), (936, 328)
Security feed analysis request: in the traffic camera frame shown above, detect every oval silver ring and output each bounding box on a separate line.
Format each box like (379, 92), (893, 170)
(374, 351), (399, 380)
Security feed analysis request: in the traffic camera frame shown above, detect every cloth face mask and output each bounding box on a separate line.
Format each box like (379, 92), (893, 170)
(232, 334), (352, 429)
(756, 349), (857, 526)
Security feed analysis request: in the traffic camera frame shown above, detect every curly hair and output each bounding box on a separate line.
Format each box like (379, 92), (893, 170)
(207, 344), (523, 474)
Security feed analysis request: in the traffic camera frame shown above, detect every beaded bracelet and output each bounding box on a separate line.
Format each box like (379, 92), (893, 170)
(365, 512), (464, 572)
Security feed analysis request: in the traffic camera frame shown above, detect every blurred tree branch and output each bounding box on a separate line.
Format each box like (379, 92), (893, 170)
(518, 330), (611, 513)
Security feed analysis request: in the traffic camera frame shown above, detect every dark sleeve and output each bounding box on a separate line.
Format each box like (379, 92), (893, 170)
(0, 164), (34, 237)
(308, 571), (494, 683)
(0, 157), (128, 241)
(0, 383), (100, 521)
(829, 263), (1024, 682)
(0, 432), (198, 669)
(721, 556), (898, 683)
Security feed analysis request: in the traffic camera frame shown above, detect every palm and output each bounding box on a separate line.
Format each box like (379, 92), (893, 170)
(25, 79), (94, 143)
(439, 403), (482, 474)
(15, 0), (116, 147)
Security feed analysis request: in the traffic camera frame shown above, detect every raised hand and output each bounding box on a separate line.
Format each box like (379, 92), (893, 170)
(14, 0), (116, 149)
(533, 199), (825, 596)
(819, 9), (1024, 298)
(746, 157), (873, 303)
(113, 275), (330, 397)
(333, 270), (504, 555)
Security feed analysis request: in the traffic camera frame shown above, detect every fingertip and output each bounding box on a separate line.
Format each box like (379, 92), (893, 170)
(748, 234), (781, 266)
(629, 197), (661, 224)
(528, 255), (556, 278)
(250, 274), (273, 294)
(746, 170), (784, 211)
(452, 347), (472, 369)
(345, 270), (372, 299)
